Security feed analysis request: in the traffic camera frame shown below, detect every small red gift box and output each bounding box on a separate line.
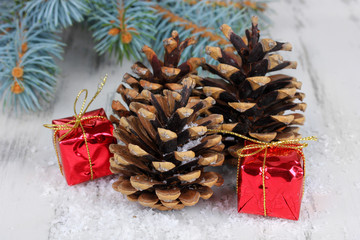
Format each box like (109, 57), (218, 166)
(52, 108), (116, 186)
(237, 141), (305, 220)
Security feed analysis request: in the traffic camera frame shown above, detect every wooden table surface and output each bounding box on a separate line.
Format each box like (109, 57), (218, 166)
(1, 0), (360, 239)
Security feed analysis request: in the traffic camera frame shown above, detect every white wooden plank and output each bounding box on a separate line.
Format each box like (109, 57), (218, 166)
(270, 0), (360, 239)
(0, 0), (360, 239)
(0, 113), (54, 240)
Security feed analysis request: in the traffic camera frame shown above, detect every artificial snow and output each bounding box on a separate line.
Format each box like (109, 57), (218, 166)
(182, 122), (198, 130)
(160, 131), (172, 140)
(177, 137), (203, 153)
(157, 165), (171, 172)
(2, 1), (360, 238)
(34, 120), (333, 240)
(40, 134), (329, 240)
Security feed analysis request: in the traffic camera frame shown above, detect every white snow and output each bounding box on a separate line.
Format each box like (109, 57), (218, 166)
(138, 110), (147, 118)
(176, 137), (203, 165)
(160, 132), (172, 140)
(2, 1), (360, 239)
(183, 122), (198, 130)
(180, 158), (197, 166)
(138, 68), (148, 76)
(177, 137), (203, 153)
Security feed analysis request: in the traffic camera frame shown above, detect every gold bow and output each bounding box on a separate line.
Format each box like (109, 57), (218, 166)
(44, 75), (108, 180)
(207, 129), (317, 216)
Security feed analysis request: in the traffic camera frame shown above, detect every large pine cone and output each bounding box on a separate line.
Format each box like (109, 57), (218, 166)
(201, 16), (306, 158)
(112, 30), (205, 116)
(110, 78), (225, 210)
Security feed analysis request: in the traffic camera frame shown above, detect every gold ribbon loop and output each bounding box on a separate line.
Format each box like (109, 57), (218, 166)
(207, 129), (317, 216)
(237, 135), (317, 158)
(44, 75), (108, 180)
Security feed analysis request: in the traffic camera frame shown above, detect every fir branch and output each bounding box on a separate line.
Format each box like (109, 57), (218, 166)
(0, 0), (273, 113)
(0, 1), (23, 46)
(88, 0), (156, 61)
(0, 17), (64, 112)
(153, 5), (229, 46)
(23, 0), (90, 30)
(183, 0), (267, 12)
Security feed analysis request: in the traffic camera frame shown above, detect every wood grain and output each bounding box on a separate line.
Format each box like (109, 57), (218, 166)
(1, 0), (360, 239)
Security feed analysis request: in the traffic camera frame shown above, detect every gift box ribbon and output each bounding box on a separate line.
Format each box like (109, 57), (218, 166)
(208, 129), (317, 217)
(44, 75), (108, 180)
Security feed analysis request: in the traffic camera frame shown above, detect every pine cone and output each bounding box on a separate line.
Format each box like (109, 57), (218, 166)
(201, 17), (306, 158)
(111, 30), (205, 116)
(110, 78), (225, 210)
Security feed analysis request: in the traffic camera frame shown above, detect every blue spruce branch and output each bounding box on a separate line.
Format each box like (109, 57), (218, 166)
(24, 0), (90, 30)
(0, 17), (64, 112)
(0, 0), (272, 113)
(88, 0), (156, 62)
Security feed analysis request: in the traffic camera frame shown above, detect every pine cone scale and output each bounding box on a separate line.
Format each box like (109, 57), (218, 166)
(201, 18), (306, 147)
(111, 40), (225, 209)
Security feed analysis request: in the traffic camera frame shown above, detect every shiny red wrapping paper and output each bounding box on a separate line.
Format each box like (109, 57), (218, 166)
(52, 108), (116, 186)
(238, 141), (304, 220)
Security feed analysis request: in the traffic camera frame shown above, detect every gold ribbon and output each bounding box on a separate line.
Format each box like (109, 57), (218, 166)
(44, 75), (108, 180)
(207, 129), (317, 216)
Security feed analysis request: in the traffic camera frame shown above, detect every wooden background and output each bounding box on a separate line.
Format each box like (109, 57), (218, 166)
(1, 0), (360, 239)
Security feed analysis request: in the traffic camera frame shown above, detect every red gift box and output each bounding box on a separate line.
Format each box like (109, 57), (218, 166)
(237, 141), (305, 220)
(52, 108), (116, 186)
